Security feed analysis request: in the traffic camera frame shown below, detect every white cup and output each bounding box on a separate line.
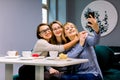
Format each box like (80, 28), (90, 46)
(7, 51), (18, 56)
(49, 51), (58, 58)
(22, 51), (32, 57)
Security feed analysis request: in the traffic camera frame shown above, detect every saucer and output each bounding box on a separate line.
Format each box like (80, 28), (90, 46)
(5, 55), (20, 59)
(20, 57), (34, 60)
(33, 56), (45, 59)
(46, 57), (56, 60)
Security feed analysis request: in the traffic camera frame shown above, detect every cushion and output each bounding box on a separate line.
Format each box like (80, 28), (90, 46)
(103, 69), (120, 80)
(13, 74), (19, 80)
(94, 45), (114, 71)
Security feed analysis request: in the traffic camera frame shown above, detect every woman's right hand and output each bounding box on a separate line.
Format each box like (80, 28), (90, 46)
(87, 15), (99, 33)
(74, 34), (79, 42)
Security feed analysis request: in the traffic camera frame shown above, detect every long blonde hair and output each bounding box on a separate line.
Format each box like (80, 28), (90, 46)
(63, 22), (79, 42)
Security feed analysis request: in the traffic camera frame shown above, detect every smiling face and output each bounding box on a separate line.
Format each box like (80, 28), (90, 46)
(51, 23), (63, 37)
(64, 22), (78, 40)
(38, 24), (52, 41)
(50, 21), (67, 44)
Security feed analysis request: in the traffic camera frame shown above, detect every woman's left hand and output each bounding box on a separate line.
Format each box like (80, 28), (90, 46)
(79, 31), (88, 46)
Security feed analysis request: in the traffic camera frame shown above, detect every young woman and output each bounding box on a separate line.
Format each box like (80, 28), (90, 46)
(18, 23), (79, 80)
(50, 21), (67, 44)
(61, 15), (103, 80)
(44, 21), (70, 80)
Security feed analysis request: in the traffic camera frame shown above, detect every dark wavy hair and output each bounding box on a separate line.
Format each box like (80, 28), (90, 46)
(49, 21), (67, 44)
(36, 23), (50, 39)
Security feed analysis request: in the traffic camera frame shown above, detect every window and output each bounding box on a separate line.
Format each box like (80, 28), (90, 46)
(42, 0), (48, 23)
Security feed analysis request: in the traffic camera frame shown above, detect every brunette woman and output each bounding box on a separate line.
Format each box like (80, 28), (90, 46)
(18, 23), (79, 80)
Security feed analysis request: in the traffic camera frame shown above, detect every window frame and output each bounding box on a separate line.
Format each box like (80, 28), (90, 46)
(42, 0), (48, 23)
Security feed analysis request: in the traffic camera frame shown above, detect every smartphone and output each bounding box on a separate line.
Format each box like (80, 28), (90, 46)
(88, 12), (95, 18)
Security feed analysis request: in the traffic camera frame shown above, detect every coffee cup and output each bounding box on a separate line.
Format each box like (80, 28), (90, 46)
(22, 51), (32, 57)
(7, 51), (18, 56)
(49, 51), (58, 58)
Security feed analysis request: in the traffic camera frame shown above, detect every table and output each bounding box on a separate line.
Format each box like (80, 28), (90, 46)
(0, 57), (88, 80)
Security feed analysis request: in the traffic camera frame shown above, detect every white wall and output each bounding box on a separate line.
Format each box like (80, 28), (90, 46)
(0, 0), (42, 80)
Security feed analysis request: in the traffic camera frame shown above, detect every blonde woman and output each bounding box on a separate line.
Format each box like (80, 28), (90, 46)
(61, 15), (102, 80)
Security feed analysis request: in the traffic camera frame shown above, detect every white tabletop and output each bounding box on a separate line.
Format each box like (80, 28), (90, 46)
(0, 56), (89, 80)
(0, 57), (88, 67)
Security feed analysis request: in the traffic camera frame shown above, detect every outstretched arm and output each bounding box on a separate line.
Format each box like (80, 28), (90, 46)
(85, 15), (100, 46)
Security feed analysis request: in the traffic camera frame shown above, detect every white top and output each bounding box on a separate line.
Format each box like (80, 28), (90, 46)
(32, 39), (65, 56)
(32, 39), (64, 55)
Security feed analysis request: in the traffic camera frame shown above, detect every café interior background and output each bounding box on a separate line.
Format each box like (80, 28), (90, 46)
(0, 0), (120, 80)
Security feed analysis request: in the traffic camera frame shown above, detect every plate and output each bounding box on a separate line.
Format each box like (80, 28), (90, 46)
(46, 57), (56, 60)
(46, 57), (72, 61)
(20, 57), (34, 60)
(5, 55), (20, 59)
(81, 0), (118, 36)
(33, 56), (45, 59)
(57, 58), (72, 61)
